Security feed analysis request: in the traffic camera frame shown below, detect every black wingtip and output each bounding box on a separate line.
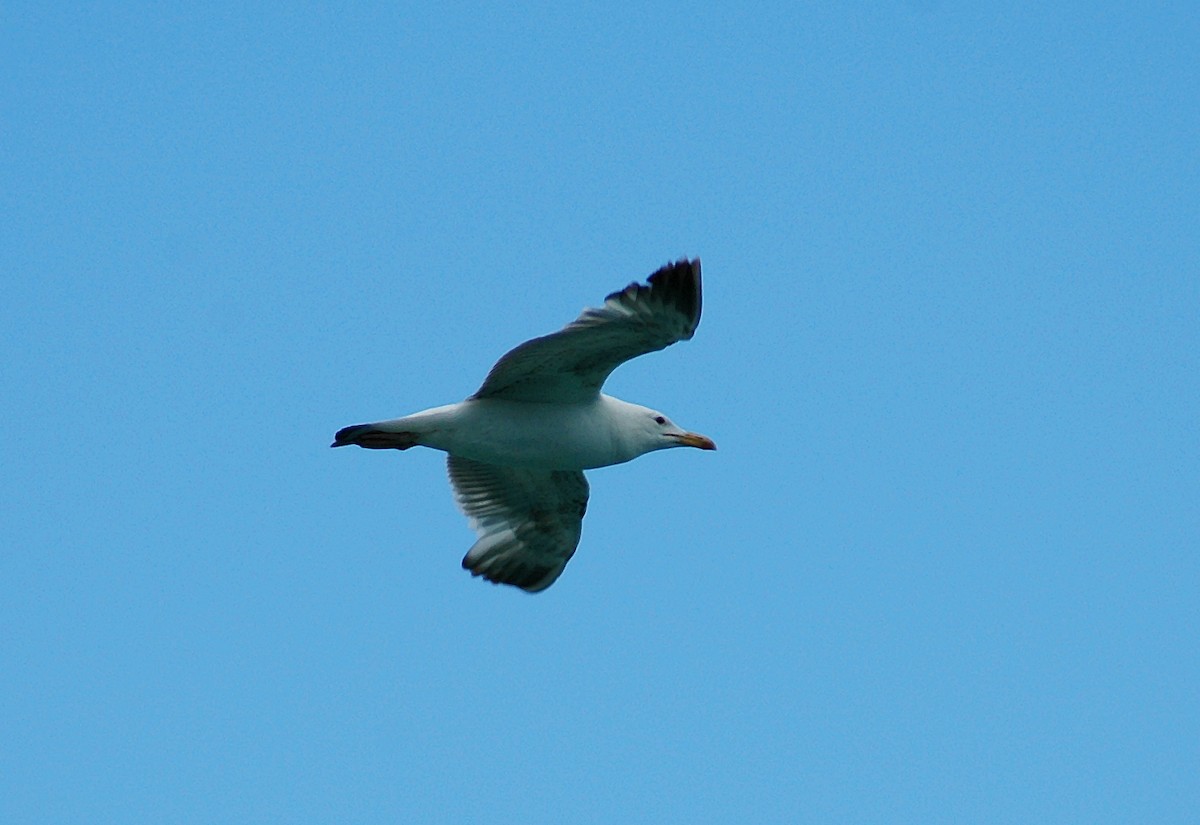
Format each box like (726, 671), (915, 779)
(331, 423), (370, 448)
(646, 257), (702, 331)
(331, 424), (420, 450)
(461, 552), (560, 593)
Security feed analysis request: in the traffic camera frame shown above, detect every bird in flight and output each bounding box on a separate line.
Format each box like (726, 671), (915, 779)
(332, 258), (715, 592)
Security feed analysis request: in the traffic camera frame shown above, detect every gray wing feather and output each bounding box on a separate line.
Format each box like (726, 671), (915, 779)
(470, 258), (702, 403)
(447, 456), (590, 592)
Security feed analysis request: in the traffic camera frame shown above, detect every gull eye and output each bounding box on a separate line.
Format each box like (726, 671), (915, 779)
(655, 416), (666, 425)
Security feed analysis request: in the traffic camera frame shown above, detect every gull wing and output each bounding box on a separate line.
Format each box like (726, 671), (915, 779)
(470, 258), (702, 404)
(447, 455), (590, 592)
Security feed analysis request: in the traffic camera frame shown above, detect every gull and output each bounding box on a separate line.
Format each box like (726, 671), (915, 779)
(332, 258), (715, 592)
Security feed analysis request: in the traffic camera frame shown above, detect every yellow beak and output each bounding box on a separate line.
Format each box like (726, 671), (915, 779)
(670, 432), (717, 451)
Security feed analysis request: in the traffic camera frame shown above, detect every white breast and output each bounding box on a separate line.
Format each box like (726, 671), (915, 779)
(428, 397), (638, 470)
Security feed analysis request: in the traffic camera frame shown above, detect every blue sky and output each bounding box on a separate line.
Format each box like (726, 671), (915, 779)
(3, 3), (1197, 823)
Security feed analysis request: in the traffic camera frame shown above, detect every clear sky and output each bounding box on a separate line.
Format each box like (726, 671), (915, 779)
(3, 3), (1197, 823)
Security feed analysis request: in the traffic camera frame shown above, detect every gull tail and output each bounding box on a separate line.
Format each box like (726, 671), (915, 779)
(330, 422), (419, 450)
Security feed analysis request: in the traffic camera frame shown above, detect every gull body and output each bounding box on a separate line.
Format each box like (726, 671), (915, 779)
(349, 395), (705, 471)
(333, 259), (714, 592)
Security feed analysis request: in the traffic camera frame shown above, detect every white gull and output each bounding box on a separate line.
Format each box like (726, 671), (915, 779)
(332, 258), (715, 592)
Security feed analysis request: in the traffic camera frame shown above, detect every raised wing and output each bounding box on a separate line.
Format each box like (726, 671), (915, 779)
(470, 258), (702, 403)
(447, 455), (590, 592)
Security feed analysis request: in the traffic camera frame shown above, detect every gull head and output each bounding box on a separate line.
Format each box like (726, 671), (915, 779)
(635, 407), (717, 455)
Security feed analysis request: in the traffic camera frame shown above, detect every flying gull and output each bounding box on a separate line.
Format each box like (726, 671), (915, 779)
(332, 258), (715, 592)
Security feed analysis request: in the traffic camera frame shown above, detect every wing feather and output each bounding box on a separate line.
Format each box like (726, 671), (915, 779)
(447, 456), (589, 592)
(470, 258), (701, 403)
